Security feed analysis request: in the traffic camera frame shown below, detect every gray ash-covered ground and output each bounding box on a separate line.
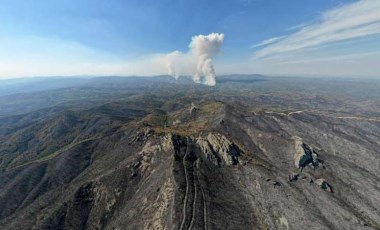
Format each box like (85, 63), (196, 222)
(0, 75), (379, 229)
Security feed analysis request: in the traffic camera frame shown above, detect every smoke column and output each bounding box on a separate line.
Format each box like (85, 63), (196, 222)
(166, 33), (224, 86)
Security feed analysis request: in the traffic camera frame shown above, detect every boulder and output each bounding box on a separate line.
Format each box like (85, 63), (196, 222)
(288, 173), (299, 182)
(315, 178), (333, 193)
(190, 103), (197, 114)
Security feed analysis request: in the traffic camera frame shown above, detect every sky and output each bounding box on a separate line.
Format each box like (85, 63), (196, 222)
(0, 0), (379, 79)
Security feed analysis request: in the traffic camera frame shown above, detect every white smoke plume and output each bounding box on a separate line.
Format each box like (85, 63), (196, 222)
(166, 33), (224, 86)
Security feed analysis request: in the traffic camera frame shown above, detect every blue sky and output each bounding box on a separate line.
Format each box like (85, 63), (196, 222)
(0, 0), (379, 78)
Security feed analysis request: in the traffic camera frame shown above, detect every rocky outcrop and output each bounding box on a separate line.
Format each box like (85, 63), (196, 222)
(195, 133), (240, 167)
(138, 141), (162, 175)
(129, 127), (154, 144)
(292, 136), (320, 169)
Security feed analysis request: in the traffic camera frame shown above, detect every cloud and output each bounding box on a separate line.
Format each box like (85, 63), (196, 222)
(219, 50), (380, 78)
(253, 0), (380, 59)
(250, 36), (285, 49)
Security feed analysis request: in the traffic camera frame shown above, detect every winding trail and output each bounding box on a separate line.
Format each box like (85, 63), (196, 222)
(179, 138), (190, 230)
(179, 139), (208, 230)
(265, 109), (380, 122)
(7, 137), (100, 171)
(196, 160), (208, 230)
(189, 161), (198, 230)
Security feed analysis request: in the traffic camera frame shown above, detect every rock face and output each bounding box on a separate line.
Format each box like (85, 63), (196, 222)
(195, 133), (240, 166)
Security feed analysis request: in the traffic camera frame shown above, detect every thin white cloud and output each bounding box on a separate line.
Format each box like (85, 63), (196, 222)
(287, 23), (309, 31)
(218, 50), (380, 78)
(278, 50), (380, 65)
(253, 0), (380, 59)
(250, 36), (285, 49)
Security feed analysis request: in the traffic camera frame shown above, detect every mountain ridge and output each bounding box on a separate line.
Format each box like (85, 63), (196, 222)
(1, 97), (379, 229)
